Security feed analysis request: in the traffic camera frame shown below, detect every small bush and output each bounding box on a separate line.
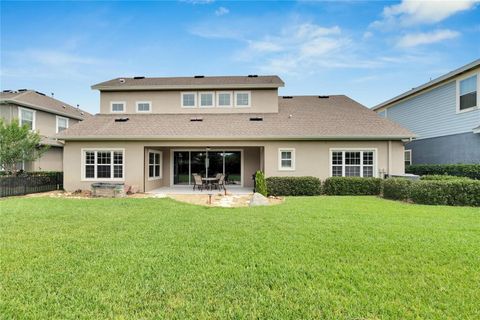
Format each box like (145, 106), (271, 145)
(406, 164), (480, 180)
(382, 178), (413, 201)
(409, 180), (480, 206)
(265, 176), (322, 196)
(254, 171), (268, 197)
(420, 175), (471, 181)
(323, 177), (382, 196)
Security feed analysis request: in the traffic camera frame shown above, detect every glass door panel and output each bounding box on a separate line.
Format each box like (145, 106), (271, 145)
(190, 151), (206, 179)
(173, 152), (190, 185)
(207, 151), (224, 178)
(224, 151), (241, 185)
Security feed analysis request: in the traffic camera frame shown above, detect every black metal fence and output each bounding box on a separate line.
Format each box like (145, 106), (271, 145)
(0, 172), (63, 197)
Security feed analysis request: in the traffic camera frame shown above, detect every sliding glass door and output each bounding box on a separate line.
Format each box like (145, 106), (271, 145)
(172, 150), (242, 186)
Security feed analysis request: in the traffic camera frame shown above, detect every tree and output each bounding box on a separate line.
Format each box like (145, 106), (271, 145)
(0, 119), (49, 174)
(255, 170), (268, 196)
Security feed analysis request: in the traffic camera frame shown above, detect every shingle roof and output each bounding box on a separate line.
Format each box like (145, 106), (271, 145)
(0, 90), (92, 120)
(373, 59), (480, 110)
(91, 75), (285, 90)
(57, 95), (414, 140)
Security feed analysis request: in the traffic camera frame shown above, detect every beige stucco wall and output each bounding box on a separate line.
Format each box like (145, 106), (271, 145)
(99, 89), (279, 114)
(32, 147), (63, 171)
(63, 140), (404, 192)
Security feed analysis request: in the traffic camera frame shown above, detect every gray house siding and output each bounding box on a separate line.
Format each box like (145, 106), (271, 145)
(406, 132), (480, 164)
(386, 80), (480, 140)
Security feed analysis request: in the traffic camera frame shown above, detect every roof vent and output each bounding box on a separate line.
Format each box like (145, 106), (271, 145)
(115, 117), (129, 122)
(62, 105), (66, 109)
(18, 89), (28, 92)
(190, 117), (203, 122)
(133, 76), (145, 79)
(249, 117), (263, 121)
(2, 90), (12, 93)
(282, 96), (293, 99)
(318, 95), (329, 99)
(194, 75), (205, 78)
(35, 91), (46, 96)
(80, 112), (85, 115)
(248, 74), (258, 78)
(119, 78), (126, 83)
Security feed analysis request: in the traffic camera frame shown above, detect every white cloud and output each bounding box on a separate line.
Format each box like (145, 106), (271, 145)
(215, 7), (229, 16)
(373, 0), (479, 28)
(397, 29), (460, 47)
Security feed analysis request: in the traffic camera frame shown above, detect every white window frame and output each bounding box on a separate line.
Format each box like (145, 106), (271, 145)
(199, 92), (215, 108)
(456, 72), (479, 114)
(148, 150), (162, 180)
(404, 149), (412, 166)
(81, 148), (125, 181)
(110, 101), (126, 113)
(234, 91), (251, 108)
(136, 101), (152, 113)
(181, 92), (197, 108)
(278, 148), (295, 171)
(329, 148), (378, 178)
(18, 107), (36, 131)
(216, 91), (233, 108)
(55, 116), (69, 133)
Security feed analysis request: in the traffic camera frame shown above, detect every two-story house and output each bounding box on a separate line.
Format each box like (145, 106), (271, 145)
(373, 59), (480, 165)
(0, 90), (91, 171)
(57, 75), (414, 192)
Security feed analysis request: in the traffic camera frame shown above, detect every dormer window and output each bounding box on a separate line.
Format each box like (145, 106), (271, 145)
(136, 101), (151, 113)
(199, 92), (214, 108)
(181, 92), (196, 108)
(235, 91), (251, 107)
(111, 101), (125, 113)
(217, 91), (232, 107)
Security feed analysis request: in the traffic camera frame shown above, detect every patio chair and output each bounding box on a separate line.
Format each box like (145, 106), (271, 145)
(214, 174), (226, 191)
(192, 174), (205, 191)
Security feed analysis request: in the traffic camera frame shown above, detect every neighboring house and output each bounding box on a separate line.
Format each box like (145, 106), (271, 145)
(57, 75), (414, 192)
(0, 90), (91, 171)
(373, 59), (480, 165)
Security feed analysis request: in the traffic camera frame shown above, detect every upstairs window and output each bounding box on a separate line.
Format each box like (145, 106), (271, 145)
(56, 116), (69, 133)
(217, 92), (232, 107)
(182, 92), (196, 108)
(18, 107), (35, 130)
(458, 74), (477, 112)
(111, 102), (125, 113)
(278, 148), (295, 171)
(235, 91), (251, 107)
(405, 150), (412, 166)
(331, 150), (375, 177)
(136, 101), (151, 112)
(199, 92), (214, 108)
(83, 149), (124, 180)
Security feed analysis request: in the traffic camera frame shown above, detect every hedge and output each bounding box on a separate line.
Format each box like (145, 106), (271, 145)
(409, 180), (480, 206)
(323, 177), (382, 195)
(265, 176), (321, 196)
(420, 175), (471, 181)
(406, 164), (480, 180)
(382, 178), (412, 201)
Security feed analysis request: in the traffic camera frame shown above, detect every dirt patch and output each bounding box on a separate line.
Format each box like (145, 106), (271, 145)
(21, 190), (153, 199)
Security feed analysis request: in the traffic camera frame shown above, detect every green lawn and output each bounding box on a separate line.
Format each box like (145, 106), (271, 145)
(1, 196), (479, 319)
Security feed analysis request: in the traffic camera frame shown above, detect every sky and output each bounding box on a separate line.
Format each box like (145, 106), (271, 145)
(1, 0), (479, 114)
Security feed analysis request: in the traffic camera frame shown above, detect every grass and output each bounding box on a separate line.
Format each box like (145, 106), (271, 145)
(1, 196), (479, 319)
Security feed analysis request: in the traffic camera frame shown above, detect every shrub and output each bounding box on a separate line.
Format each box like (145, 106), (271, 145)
(409, 180), (480, 206)
(382, 178), (412, 201)
(265, 176), (321, 196)
(406, 164), (480, 180)
(323, 177), (382, 196)
(420, 175), (471, 181)
(254, 171), (268, 197)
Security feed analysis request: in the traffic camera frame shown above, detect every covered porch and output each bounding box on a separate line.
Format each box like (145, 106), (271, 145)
(143, 146), (263, 192)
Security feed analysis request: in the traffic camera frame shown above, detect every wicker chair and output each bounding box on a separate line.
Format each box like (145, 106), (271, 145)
(214, 174), (226, 191)
(192, 174), (205, 191)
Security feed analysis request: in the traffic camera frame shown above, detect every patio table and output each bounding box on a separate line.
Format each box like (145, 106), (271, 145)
(202, 177), (219, 190)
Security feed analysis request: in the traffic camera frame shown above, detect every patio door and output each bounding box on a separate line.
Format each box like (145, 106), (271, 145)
(172, 150), (241, 186)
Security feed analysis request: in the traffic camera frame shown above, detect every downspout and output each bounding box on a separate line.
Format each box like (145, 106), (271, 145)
(388, 141), (392, 176)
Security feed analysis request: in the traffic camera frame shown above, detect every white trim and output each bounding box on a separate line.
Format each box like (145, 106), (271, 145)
(148, 150), (162, 180)
(456, 72), (479, 114)
(198, 92), (215, 108)
(234, 91), (251, 108)
(55, 115), (69, 133)
(169, 148), (244, 187)
(329, 148), (378, 178)
(136, 101), (152, 113)
(278, 148), (295, 171)
(404, 149), (412, 166)
(18, 107), (36, 131)
(216, 91), (233, 108)
(181, 92), (197, 108)
(81, 148), (125, 182)
(110, 101), (126, 113)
